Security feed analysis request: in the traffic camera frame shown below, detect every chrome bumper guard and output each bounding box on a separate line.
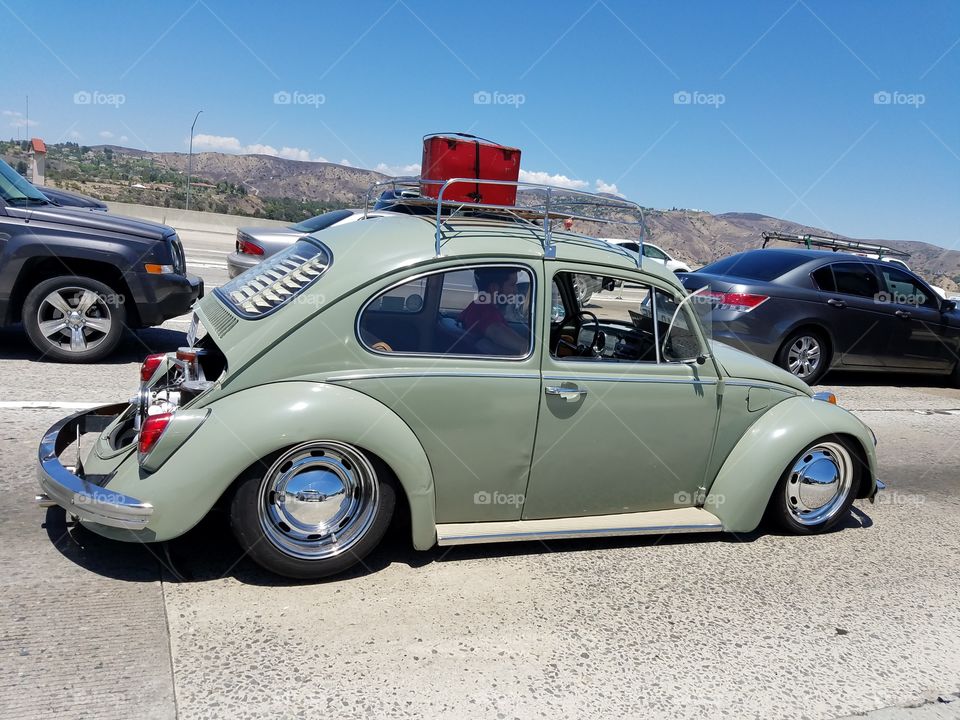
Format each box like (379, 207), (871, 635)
(36, 402), (153, 530)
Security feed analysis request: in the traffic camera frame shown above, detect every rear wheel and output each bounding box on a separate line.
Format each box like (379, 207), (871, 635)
(230, 441), (395, 580)
(22, 276), (125, 362)
(776, 329), (829, 385)
(767, 437), (860, 534)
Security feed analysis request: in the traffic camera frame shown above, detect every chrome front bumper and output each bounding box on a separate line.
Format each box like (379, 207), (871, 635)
(36, 403), (153, 530)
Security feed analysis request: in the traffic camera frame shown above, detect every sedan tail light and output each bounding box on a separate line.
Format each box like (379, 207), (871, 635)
(237, 237), (264, 256)
(138, 412), (173, 458)
(706, 291), (770, 313)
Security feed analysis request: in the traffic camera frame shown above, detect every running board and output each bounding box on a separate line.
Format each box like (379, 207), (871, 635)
(436, 507), (723, 546)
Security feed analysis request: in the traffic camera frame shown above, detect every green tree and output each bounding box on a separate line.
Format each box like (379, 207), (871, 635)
(15, 160), (27, 175)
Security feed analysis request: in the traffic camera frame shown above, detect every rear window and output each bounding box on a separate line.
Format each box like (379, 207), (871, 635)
(288, 209), (355, 233)
(697, 250), (808, 282)
(216, 238), (331, 318)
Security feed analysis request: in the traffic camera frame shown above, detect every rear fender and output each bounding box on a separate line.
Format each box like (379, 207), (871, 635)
(706, 396), (877, 532)
(95, 382), (437, 549)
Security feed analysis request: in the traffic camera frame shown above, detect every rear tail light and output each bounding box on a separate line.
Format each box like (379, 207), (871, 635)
(706, 291), (769, 313)
(138, 411), (172, 458)
(140, 353), (167, 382)
(237, 237), (264, 256)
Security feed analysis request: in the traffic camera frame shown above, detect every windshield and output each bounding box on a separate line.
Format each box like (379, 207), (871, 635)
(0, 159), (49, 205)
(698, 250), (808, 281)
(288, 209), (355, 233)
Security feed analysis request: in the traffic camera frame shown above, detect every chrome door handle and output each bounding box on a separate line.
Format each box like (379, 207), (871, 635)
(826, 298), (846, 308)
(544, 385), (588, 400)
(895, 309), (911, 319)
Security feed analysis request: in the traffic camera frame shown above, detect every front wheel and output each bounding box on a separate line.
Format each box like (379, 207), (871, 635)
(766, 437), (860, 534)
(230, 441), (395, 580)
(22, 276), (126, 362)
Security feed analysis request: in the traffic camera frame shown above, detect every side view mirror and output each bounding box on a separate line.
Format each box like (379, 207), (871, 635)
(941, 299), (957, 313)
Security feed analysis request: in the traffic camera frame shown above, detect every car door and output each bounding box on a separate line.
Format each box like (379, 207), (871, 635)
(810, 261), (895, 367)
(522, 267), (720, 520)
(874, 264), (956, 371)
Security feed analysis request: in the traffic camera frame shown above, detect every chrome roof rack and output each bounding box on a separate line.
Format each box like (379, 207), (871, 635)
(364, 177), (647, 268)
(760, 231), (910, 259)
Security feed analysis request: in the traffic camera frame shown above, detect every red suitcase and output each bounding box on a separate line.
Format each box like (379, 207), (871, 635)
(421, 133), (521, 206)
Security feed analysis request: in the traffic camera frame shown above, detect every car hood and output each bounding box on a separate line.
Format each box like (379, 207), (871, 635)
(709, 340), (812, 396)
(7, 205), (174, 241)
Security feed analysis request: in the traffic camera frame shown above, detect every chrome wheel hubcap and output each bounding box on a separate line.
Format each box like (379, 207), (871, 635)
(787, 336), (822, 379)
(258, 441), (379, 560)
(785, 441), (853, 526)
(37, 287), (112, 353)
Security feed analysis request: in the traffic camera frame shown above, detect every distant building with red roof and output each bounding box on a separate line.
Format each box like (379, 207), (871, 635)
(29, 137), (46, 185)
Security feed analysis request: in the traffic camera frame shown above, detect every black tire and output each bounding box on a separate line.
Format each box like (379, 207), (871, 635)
(230, 442), (396, 580)
(775, 328), (829, 385)
(22, 276), (125, 362)
(766, 436), (861, 535)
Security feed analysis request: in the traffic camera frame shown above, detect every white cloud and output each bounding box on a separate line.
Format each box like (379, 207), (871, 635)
(192, 134), (325, 162)
(119, 135), (129, 142)
(595, 179), (623, 196)
(99, 130), (114, 139)
(339, 159), (351, 167)
(374, 162), (421, 177)
(518, 169), (589, 190)
(4, 110), (38, 129)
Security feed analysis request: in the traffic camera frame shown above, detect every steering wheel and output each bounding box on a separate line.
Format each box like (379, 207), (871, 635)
(555, 310), (603, 357)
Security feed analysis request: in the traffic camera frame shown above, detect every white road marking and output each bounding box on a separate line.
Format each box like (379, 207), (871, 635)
(187, 262), (228, 269)
(0, 401), (101, 410)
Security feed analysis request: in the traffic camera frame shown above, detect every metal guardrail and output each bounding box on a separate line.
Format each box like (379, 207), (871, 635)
(363, 177), (647, 268)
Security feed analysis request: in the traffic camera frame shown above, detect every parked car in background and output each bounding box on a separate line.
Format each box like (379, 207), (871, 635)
(679, 247), (960, 385)
(604, 238), (692, 273)
(0, 159), (202, 361)
(37, 185), (109, 211)
(36, 179), (881, 580)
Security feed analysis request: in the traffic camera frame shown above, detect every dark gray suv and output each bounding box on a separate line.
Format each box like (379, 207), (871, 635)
(0, 159), (202, 362)
(679, 248), (959, 384)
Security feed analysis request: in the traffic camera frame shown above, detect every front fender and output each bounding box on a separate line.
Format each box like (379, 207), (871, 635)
(706, 396), (877, 532)
(94, 382), (437, 550)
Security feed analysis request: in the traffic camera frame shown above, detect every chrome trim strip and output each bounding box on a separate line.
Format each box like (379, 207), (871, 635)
(437, 522), (723, 546)
(37, 403), (153, 530)
(355, 262), (538, 362)
(723, 380), (800, 392)
(328, 370), (541, 382)
(542, 374), (718, 385)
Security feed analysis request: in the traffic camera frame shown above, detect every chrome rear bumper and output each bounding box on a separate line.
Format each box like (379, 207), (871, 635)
(36, 403), (153, 530)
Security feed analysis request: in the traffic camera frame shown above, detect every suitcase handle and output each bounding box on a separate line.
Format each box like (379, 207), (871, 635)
(423, 131), (498, 145)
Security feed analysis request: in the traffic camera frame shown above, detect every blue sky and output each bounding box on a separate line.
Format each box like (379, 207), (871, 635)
(3, 0), (958, 248)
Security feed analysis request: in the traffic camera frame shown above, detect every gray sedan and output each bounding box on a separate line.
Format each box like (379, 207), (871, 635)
(227, 209), (361, 278)
(679, 248), (960, 385)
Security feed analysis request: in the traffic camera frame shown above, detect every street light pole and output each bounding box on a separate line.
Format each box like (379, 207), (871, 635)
(186, 110), (203, 212)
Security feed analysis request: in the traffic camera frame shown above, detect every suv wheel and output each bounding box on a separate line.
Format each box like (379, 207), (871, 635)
(231, 441), (396, 580)
(22, 276), (125, 362)
(776, 329), (828, 385)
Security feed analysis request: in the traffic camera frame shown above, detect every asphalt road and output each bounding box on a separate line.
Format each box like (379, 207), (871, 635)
(1, 228), (959, 719)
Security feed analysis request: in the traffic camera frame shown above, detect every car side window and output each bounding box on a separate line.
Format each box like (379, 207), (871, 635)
(358, 265), (534, 357)
(550, 271), (701, 364)
(643, 245), (667, 261)
(877, 266), (937, 308)
(813, 262), (879, 298)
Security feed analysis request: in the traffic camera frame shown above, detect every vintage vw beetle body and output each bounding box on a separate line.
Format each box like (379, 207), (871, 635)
(37, 200), (881, 579)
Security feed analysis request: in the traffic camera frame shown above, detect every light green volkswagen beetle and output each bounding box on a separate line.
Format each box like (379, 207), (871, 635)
(36, 182), (883, 579)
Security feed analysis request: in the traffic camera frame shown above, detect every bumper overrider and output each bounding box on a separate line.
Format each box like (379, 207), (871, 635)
(35, 402), (152, 530)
